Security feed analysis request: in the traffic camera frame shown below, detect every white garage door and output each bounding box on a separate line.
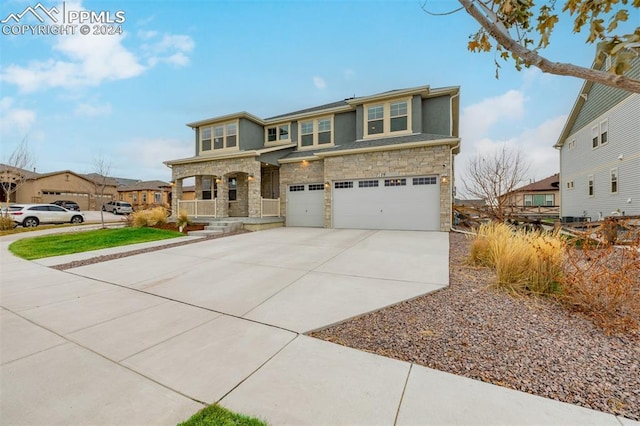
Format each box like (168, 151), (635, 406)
(333, 176), (440, 231)
(286, 183), (325, 227)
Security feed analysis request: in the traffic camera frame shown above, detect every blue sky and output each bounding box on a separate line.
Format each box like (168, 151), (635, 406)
(1, 0), (638, 188)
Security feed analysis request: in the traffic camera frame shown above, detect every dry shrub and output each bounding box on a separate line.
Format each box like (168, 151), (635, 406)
(470, 222), (563, 295)
(176, 210), (191, 229)
(131, 207), (168, 228)
(561, 236), (640, 334)
(0, 214), (15, 230)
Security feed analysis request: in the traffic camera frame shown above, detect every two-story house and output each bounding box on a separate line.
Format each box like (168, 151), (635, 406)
(554, 56), (640, 222)
(164, 84), (460, 231)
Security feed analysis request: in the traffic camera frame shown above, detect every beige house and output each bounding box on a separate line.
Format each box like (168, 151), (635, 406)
(0, 164), (117, 210)
(165, 84), (460, 231)
(501, 174), (560, 217)
(117, 180), (172, 210)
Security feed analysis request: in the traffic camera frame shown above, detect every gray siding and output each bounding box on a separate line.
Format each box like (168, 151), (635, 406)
(355, 105), (364, 140)
(290, 121), (298, 143)
(422, 95), (451, 136)
(411, 95), (422, 133)
(334, 111), (356, 145)
(239, 118), (265, 151)
(560, 94), (640, 220)
(569, 56), (640, 135)
(194, 127), (200, 155)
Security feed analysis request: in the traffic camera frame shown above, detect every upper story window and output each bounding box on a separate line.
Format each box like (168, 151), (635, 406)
(201, 121), (238, 153)
(365, 99), (411, 138)
(266, 124), (290, 143)
(610, 168), (618, 194)
(591, 119), (608, 149)
(299, 117), (333, 149)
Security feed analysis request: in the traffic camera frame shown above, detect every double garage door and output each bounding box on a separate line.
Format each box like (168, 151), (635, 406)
(287, 176), (440, 231)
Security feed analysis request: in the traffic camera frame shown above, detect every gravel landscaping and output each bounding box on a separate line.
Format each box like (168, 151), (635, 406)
(309, 231), (640, 421)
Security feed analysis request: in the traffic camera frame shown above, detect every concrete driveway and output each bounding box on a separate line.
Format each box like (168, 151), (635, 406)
(1, 228), (625, 425)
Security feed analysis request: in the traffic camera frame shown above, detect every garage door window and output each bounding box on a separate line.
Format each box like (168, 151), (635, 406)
(384, 178), (406, 187)
(335, 181), (353, 189)
(413, 177), (437, 185)
(289, 185), (304, 192)
(358, 180), (379, 188)
(308, 184), (324, 191)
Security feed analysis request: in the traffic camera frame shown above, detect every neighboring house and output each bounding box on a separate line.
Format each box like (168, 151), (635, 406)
(554, 56), (640, 222)
(118, 180), (172, 209)
(501, 174), (560, 217)
(0, 164), (118, 210)
(165, 84), (460, 231)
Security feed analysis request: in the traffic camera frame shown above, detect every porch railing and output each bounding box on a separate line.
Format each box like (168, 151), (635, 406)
(177, 199), (216, 218)
(260, 197), (280, 217)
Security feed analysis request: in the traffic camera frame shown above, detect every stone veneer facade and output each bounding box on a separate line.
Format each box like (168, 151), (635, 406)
(170, 156), (261, 218)
(280, 145), (452, 231)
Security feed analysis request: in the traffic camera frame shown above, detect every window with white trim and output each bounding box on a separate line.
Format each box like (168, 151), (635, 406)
(592, 125), (599, 148)
(154, 192), (162, 203)
(567, 181), (574, 189)
(365, 99), (411, 138)
(600, 119), (608, 145)
(142, 193), (147, 203)
(611, 168), (618, 194)
(298, 117), (333, 148)
(588, 175), (594, 197)
(200, 121), (238, 152)
(266, 124), (290, 143)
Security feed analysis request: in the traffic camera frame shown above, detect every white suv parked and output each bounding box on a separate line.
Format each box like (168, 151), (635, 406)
(102, 201), (133, 215)
(7, 204), (85, 227)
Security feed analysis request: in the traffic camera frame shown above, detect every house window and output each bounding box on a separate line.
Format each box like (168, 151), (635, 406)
(202, 128), (212, 151)
(300, 121), (314, 147)
(545, 194), (554, 206)
(588, 175), (594, 197)
(600, 119), (608, 145)
(154, 192), (162, 203)
(201, 121), (238, 152)
(367, 105), (384, 135)
(142, 193), (147, 204)
(611, 168), (618, 194)
(229, 177), (237, 201)
(390, 101), (408, 132)
(567, 181), (574, 189)
(524, 195), (533, 206)
(132, 193), (138, 203)
(364, 98), (411, 138)
(591, 125), (599, 148)
(266, 124), (290, 143)
(298, 117), (333, 148)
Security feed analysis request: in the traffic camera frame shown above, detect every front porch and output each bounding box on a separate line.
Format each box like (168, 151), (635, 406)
(169, 157), (282, 220)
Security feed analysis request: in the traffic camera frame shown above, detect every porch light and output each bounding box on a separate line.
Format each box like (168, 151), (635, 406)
(215, 178), (222, 184)
(248, 174), (255, 181)
(324, 182), (330, 189)
(441, 176), (448, 184)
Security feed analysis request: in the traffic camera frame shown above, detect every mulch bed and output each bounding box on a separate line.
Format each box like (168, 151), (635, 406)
(309, 232), (640, 421)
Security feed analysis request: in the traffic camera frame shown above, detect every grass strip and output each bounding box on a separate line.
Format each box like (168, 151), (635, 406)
(8, 227), (184, 260)
(178, 404), (267, 426)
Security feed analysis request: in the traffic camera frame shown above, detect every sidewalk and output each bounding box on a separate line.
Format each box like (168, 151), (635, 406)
(1, 228), (638, 425)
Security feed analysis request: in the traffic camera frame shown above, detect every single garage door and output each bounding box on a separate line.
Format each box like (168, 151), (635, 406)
(333, 176), (440, 231)
(286, 183), (325, 227)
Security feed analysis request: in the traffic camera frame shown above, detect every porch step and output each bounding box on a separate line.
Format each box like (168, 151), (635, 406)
(186, 220), (243, 237)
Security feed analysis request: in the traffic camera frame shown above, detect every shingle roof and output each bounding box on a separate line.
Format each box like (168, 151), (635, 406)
(513, 173), (560, 192)
(265, 99), (351, 121)
(118, 180), (171, 191)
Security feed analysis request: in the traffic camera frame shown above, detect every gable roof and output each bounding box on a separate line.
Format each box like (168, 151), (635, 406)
(555, 55), (640, 148)
(512, 173), (560, 193)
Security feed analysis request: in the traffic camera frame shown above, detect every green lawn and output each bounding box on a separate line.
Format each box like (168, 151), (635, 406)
(8, 227), (185, 260)
(179, 404), (267, 426)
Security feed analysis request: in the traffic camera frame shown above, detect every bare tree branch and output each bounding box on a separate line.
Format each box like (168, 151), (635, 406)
(93, 156), (112, 228)
(1, 137), (35, 212)
(458, 0), (640, 93)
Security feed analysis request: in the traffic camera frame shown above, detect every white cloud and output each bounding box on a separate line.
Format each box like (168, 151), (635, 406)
(313, 76), (327, 89)
(0, 1), (194, 92)
(114, 137), (193, 180)
(461, 89), (526, 137)
(0, 97), (36, 135)
(456, 89), (566, 196)
(140, 33), (195, 67)
(74, 102), (112, 117)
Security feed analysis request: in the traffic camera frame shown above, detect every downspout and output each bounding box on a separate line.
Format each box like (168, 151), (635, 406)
(449, 92), (463, 233)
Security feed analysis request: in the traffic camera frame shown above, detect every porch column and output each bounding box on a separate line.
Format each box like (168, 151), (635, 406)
(248, 162), (261, 218)
(171, 178), (183, 215)
(217, 177), (229, 218)
(195, 176), (203, 200)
